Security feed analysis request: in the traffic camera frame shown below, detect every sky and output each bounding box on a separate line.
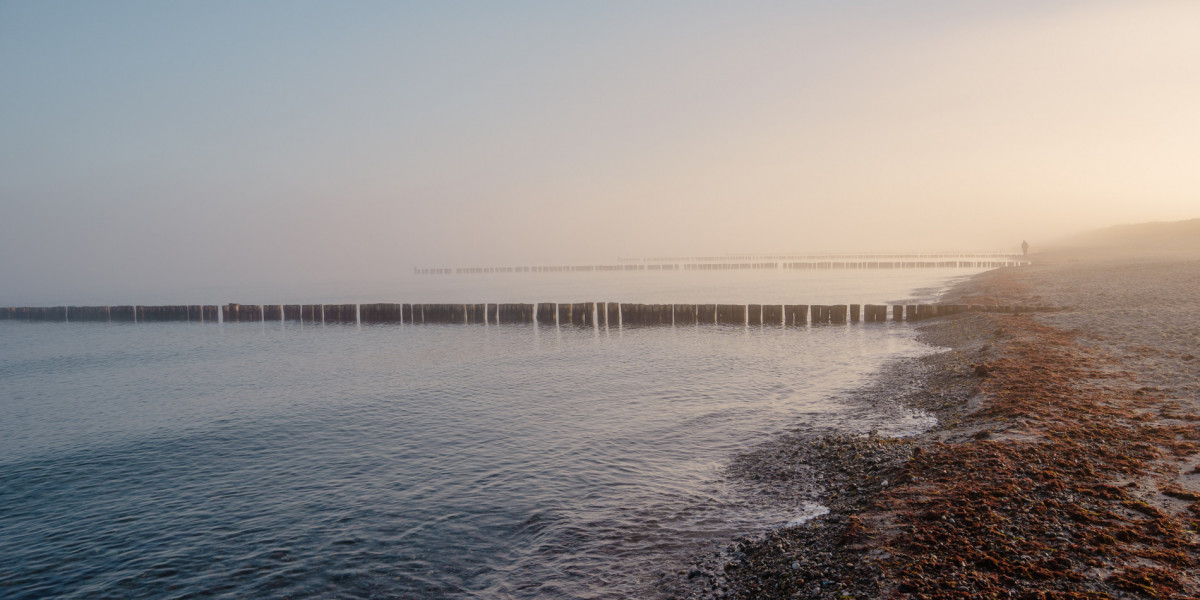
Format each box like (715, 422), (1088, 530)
(2, 1), (1198, 303)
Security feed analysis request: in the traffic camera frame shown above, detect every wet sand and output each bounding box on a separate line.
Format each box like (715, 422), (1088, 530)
(675, 247), (1200, 599)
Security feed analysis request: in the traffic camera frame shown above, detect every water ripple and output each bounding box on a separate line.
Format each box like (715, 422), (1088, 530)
(2, 315), (936, 598)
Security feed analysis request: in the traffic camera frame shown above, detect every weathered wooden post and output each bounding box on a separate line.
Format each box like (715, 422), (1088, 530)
(373, 303), (405, 323)
(648, 303), (665, 325)
(299, 305), (317, 323)
(829, 305), (847, 324)
(863, 305), (876, 322)
(811, 305), (829, 324)
(497, 303), (527, 324)
(619, 303), (639, 326)
(674, 304), (698, 326)
(536, 303), (557, 326)
(894, 305), (905, 322)
(716, 304), (742, 325)
(281, 305), (300, 321)
(357, 303), (374, 323)
(698, 304), (717, 325)
(862, 304), (880, 322)
(762, 304), (783, 326)
(655, 304), (672, 325)
(917, 304), (935, 320)
(656, 303), (671, 325)
(422, 304), (442, 323)
(464, 304), (484, 324)
(849, 304), (860, 323)
(328, 304), (354, 324)
(747, 304), (763, 326)
(605, 302), (620, 327)
(571, 302), (593, 327)
(556, 303), (573, 325)
(784, 304), (808, 326)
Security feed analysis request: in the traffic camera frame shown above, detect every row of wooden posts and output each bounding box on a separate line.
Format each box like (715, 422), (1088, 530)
(416, 260), (1027, 275)
(1, 302), (1054, 326)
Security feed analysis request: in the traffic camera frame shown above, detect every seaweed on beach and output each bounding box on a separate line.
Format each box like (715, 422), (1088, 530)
(880, 313), (1200, 599)
(695, 262), (1200, 600)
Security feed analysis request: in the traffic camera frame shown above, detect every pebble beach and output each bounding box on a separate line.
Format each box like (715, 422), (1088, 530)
(676, 239), (1200, 599)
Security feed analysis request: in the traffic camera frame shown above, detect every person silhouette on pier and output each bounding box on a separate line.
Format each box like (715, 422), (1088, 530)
(1021, 240), (1029, 256)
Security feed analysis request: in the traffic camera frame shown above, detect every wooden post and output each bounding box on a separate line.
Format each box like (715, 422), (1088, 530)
(498, 303), (532, 324)
(372, 303), (404, 323)
(299, 304), (317, 323)
(556, 303), (573, 325)
(917, 304), (935, 320)
(570, 302), (592, 326)
(716, 304), (742, 325)
(618, 303), (639, 326)
(810, 305), (829, 324)
(674, 304), (698, 326)
(282, 305), (301, 321)
(849, 304), (860, 323)
(863, 304), (881, 322)
(784, 304), (808, 326)
(536, 303), (557, 326)
(747, 304), (763, 326)
(466, 304), (484, 324)
(829, 305), (847, 324)
(762, 304), (783, 326)
(330, 304), (356, 323)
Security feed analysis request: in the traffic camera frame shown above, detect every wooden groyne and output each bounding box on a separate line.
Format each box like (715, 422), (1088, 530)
(415, 259), (1029, 275)
(2, 302), (1058, 326)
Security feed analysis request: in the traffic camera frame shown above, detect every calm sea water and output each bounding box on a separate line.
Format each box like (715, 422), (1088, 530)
(1, 269), (977, 599)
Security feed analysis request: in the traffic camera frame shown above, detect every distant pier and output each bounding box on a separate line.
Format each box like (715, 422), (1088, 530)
(414, 253), (1029, 275)
(1, 302), (1057, 326)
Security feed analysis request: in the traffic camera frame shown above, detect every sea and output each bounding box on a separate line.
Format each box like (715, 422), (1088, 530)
(0, 268), (981, 599)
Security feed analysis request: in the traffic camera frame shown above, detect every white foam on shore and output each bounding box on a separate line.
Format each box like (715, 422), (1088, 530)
(785, 503), (830, 527)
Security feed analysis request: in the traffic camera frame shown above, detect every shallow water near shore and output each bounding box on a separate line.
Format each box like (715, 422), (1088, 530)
(1, 269), (978, 599)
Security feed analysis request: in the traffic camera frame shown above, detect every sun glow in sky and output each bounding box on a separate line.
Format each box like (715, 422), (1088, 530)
(2, 1), (1198, 303)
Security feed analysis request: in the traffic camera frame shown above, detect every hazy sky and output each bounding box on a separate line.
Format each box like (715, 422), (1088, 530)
(2, 1), (1198, 302)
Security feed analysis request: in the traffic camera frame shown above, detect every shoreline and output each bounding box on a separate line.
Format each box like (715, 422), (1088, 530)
(675, 249), (1200, 599)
